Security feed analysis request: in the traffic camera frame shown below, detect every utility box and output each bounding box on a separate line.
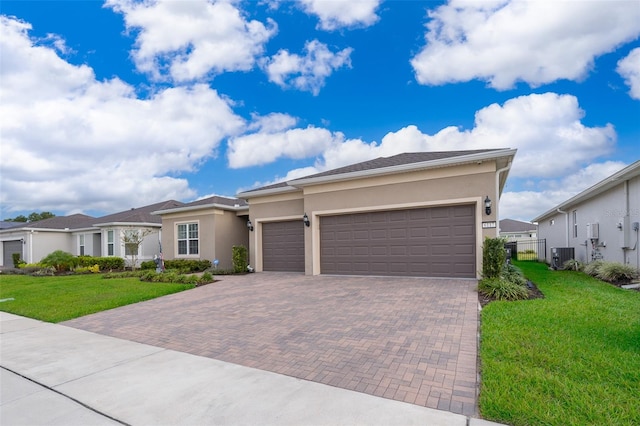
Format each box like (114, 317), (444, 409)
(551, 247), (575, 269)
(620, 216), (631, 248)
(587, 223), (599, 239)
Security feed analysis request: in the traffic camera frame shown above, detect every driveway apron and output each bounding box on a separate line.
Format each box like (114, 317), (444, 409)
(63, 273), (479, 415)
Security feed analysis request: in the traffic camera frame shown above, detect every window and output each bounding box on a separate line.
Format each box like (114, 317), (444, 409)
(177, 223), (199, 255)
(572, 210), (578, 238)
(107, 230), (114, 256)
(124, 230), (140, 256)
(79, 234), (85, 256)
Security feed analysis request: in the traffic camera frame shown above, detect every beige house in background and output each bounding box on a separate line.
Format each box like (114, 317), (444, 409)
(237, 149), (517, 279)
(153, 196), (249, 270)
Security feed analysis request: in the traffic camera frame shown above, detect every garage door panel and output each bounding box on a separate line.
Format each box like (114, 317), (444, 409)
(320, 205), (475, 277)
(262, 221), (304, 272)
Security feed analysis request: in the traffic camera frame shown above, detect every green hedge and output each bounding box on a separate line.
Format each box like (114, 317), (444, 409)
(141, 259), (212, 272)
(76, 256), (125, 271)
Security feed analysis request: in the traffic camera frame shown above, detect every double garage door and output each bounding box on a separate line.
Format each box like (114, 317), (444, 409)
(262, 204), (476, 278)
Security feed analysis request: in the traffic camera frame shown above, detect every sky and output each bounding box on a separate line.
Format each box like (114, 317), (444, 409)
(1, 0), (639, 222)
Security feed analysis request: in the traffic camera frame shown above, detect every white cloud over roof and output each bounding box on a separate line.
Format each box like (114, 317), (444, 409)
(411, 0), (640, 89)
(105, 0), (276, 82)
(0, 15), (244, 213)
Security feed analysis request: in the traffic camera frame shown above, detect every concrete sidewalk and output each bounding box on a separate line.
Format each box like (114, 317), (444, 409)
(1, 312), (502, 426)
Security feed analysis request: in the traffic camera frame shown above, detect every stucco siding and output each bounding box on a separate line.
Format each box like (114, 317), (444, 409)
(214, 211), (250, 270)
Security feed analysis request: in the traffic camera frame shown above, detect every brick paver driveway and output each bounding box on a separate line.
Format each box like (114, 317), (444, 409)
(64, 273), (479, 415)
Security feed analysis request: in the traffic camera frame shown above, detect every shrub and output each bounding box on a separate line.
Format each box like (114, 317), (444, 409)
(75, 264), (100, 274)
(596, 261), (638, 283)
(502, 263), (527, 286)
(12, 253), (24, 268)
(40, 250), (78, 272)
(583, 260), (605, 277)
(232, 245), (248, 274)
(478, 277), (530, 301)
(563, 259), (583, 271)
(199, 272), (214, 284)
(140, 260), (156, 270)
(483, 237), (507, 279)
(77, 256), (125, 271)
(163, 259), (211, 272)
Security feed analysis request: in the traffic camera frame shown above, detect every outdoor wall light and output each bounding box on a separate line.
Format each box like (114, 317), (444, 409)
(484, 196), (492, 215)
(247, 219), (254, 232)
(303, 213), (310, 227)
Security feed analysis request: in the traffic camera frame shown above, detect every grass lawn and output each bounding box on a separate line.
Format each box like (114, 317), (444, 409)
(479, 261), (640, 426)
(0, 274), (194, 323)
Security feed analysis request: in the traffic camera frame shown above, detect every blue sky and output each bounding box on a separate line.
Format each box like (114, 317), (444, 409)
(1, 0), (639, 222)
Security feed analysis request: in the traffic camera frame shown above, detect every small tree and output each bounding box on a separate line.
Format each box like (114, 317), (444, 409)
(482, 237), (507, 279)
(122, 228), (156, 270)
(232, 245), (248, 273)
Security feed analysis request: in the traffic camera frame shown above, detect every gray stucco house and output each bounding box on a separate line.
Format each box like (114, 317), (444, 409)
(533, 160), (640, 269)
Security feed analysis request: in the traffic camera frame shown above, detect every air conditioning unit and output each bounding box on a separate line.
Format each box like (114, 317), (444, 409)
(551, 247), (575, 269)
(587, 223), (599, 239)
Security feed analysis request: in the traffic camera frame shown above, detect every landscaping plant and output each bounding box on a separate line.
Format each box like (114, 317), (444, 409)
(232, 245), (248, 273)
(478, 237), (530, 301)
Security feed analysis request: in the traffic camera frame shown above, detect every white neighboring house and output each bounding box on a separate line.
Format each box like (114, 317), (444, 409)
(532, 160), (640, 270)
(0, 200), (184, 268)
(499, 218), (540, 260)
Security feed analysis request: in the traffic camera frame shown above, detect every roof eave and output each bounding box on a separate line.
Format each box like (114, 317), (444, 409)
(153, 203), (249, 216)
(236, 185), (300, 200)
(92, 222), (161, 228)
(288, 149), (517, 188)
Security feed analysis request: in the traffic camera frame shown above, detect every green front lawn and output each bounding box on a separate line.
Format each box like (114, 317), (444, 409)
(0, 274), (193, 323)
(480, 261), (640, 426)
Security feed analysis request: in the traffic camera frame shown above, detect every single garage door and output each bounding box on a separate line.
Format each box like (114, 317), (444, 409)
(262, 221), (305, 272)
(3, 240), (23, 267)
(320, 205), (475, 278)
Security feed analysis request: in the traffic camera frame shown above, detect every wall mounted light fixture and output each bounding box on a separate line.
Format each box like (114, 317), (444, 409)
(484, 196), (492, 215)
(303, 213), (310, 227)
(247, 220), (254, 232)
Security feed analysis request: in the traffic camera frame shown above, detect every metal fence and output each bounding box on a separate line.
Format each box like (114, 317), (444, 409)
(505, 239), (547, 262)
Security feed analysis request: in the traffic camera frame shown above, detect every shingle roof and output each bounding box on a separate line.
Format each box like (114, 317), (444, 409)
(95, 200), (185, 225)
(240, 149), (503, 195)
(25, 214), (97, 230)
(499, 219), (537, 233)
(183, 195), (247, 208)
(0, 221), (22, 230)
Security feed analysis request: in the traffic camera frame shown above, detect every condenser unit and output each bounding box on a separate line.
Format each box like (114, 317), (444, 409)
(551, 247), (575, 269)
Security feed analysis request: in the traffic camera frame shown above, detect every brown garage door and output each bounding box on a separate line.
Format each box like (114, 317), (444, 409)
(262, 221), (305, 272)
(320, 205), (475, 278)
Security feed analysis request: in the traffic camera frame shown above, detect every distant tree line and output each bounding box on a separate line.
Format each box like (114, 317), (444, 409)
(4, 212), (56, 223)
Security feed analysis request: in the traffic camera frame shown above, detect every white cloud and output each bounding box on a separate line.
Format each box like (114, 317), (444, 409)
(617, 47), (640, 100)
(299, 0), (381, 31)
(263, 40), (353, 95)
(0, 16), (244, 214)
(411, 0), (640, 89)
(501, 161), (628, 221)
(105, 0), (276, 82)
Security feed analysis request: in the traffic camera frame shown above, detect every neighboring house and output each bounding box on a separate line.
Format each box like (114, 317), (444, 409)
(153, 196), (249, 270)
(237, 149), (517, 279)
(499, 218), (540, 261)
(0, 214), (96, 267)
(499, 219), (537, 241)
(0, 200), (185, 267)
(90, 200), (185, 266)
(533, 160), (640, 269)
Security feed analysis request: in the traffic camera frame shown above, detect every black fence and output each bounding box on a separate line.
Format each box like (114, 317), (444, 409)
(505, 239), (547, 262)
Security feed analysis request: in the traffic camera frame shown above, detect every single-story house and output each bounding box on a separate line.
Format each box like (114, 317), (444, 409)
(0, 200), (185, 268)
(237, 149), (517, 279)
(533, 160), (640, 269)
(499, 219), (537, 241)
(153, 195), (249, 270)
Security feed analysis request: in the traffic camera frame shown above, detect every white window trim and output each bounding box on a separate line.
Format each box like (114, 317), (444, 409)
(175, 220), (200, 257)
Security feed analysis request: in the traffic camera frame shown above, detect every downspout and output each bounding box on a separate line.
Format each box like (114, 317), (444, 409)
(29, 230), (34, 263)
(495, 161), (512, 233)
(556, 208), (569, 247)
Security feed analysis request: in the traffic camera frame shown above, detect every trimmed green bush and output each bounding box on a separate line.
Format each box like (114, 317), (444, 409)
(12, 253), (24, 268)
(483, 237), (507, 279)
(163, 259), (211, 272)
(140, 260), (156, 270)
(232, 245), (248, 274)
(478, 277), (530, 301)
(77, 256), (125, 271)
